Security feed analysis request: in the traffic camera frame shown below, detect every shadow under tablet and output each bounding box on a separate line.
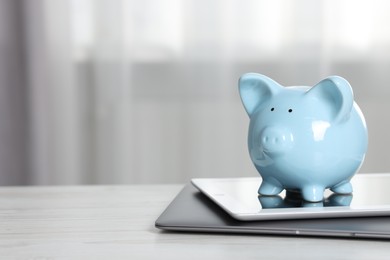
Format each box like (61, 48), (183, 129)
(155, 184), (390, 239)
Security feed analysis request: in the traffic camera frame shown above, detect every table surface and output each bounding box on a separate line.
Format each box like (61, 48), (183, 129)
(0, 184), (389, 259)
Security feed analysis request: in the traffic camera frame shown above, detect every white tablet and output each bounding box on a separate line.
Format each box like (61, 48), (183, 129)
(191, 173), (390, 221)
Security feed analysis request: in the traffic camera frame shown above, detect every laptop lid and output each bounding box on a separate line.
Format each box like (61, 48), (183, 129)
(156, 183), (390, 239)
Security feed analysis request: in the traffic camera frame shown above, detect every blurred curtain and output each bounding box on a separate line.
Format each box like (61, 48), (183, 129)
(0, 0), (28, 185)
(2, 0), (390, 185)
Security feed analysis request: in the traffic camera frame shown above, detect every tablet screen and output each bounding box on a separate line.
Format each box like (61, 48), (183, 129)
(191, 173), (390, 220)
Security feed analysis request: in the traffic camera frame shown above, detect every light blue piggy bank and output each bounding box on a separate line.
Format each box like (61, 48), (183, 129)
(239, 73), (368, 202)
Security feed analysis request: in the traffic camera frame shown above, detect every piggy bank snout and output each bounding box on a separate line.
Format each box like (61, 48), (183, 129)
(260, 127), (294, 154)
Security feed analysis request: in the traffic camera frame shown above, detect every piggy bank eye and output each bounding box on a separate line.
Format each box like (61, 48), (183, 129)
(271, 107), (275, 111)
(288, 109), (293, 113)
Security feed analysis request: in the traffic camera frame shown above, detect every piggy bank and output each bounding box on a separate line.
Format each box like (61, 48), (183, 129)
(239, 73), (368, 202)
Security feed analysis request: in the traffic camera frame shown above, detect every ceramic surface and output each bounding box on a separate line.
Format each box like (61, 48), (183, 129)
(239, 73), (368, 202)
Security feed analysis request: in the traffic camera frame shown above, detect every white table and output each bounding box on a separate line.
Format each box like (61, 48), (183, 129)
(0, 184), (389, 259)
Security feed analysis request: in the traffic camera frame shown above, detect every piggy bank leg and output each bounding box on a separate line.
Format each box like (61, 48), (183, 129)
(258, 178), (283, 196)
(258, 196), (284, 208)
(330, 181), (353, 194)
(301, 186), (325, 202)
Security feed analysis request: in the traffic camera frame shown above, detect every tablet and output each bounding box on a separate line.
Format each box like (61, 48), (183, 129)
(191, 173), (390, 221)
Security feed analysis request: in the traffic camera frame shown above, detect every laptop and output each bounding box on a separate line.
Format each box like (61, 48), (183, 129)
(156, 174), (390, 239)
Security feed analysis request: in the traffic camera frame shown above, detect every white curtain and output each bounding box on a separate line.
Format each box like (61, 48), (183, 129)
(2, 0), (390, 185)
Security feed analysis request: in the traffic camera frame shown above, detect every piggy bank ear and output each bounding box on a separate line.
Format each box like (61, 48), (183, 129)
(239, 73), (282, 117)
(306, 76), (354, 123)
